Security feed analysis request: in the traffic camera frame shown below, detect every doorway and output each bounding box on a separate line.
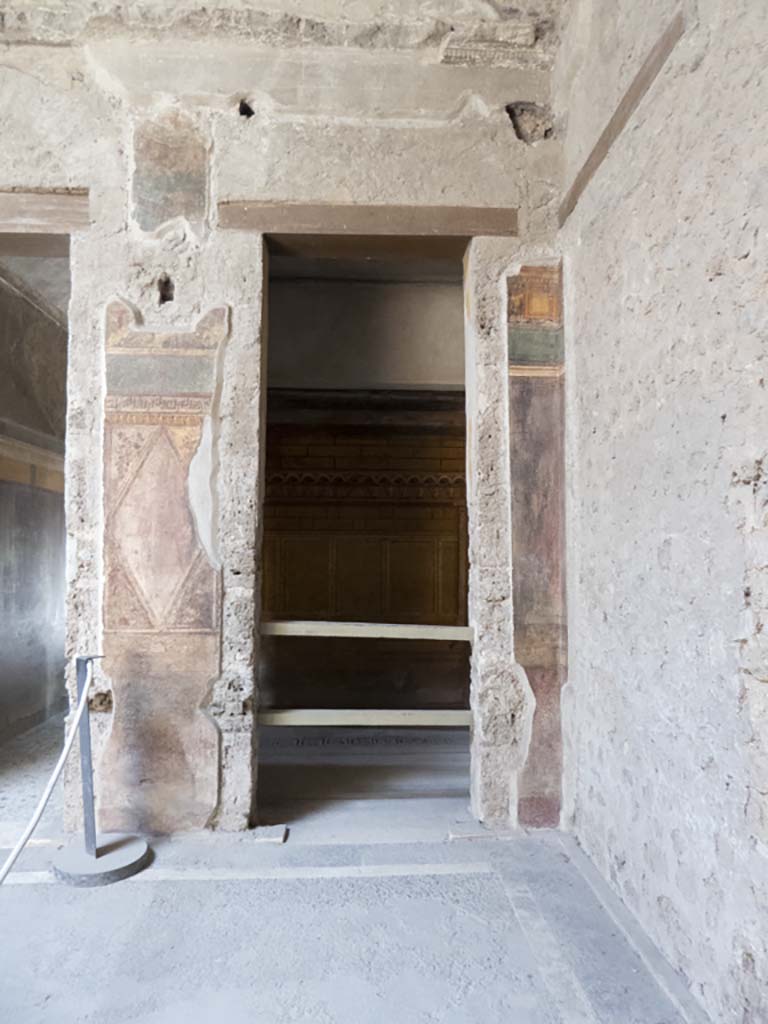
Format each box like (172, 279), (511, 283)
(256, 240), (473, 835)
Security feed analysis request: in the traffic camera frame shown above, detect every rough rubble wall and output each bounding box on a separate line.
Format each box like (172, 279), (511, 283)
(556, 1), (768, 1020)
(0, 7), (561, 830)
(0, 2), (562, 61)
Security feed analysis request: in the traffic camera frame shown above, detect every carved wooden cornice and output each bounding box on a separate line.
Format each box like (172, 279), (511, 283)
(265, 468), (466, 505)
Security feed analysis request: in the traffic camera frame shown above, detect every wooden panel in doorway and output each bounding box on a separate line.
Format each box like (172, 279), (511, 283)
(260, 389), (469, 710)
(264, 530), (462, 626)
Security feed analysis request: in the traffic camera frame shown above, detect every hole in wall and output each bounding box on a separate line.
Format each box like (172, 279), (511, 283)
(505, 102), (554, 144)
(89, 691), (114, 713)
(534, 18), (555, 43)
(157, 273), (174, 305)
(238, 99), (255, 118)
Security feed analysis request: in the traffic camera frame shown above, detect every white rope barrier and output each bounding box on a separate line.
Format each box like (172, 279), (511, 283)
(0, 661), (93, 885)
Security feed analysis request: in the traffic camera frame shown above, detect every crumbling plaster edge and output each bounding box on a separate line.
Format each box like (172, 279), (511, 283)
(464, 236), (561, 825)
(62, 232), (110, 831)
(205, 232), (267, 830)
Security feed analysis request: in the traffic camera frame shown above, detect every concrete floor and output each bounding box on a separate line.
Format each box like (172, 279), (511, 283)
(0, 720), (706, 1023)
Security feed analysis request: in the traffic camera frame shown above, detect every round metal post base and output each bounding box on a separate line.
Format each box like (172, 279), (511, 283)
(52, 833), (151, 887)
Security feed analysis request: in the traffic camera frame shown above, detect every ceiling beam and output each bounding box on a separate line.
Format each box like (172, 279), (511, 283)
(0, 191), (90, 234)
(0, 233), (70, 258)
(218, 200), (517, 240)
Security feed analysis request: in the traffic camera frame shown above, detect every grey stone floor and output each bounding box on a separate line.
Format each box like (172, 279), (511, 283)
(0, 720), (706, 1024)
(0, 713), (64, 844)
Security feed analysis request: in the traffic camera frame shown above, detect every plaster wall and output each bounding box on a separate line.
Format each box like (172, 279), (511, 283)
(268, 281), (464, 391)
(0, 32), (560, 229)
(556, 2), (768, 1020)
(0, 6), (561, 830)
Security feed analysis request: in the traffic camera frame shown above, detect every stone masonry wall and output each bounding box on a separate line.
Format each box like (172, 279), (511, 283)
(556, 2), (768, 1020)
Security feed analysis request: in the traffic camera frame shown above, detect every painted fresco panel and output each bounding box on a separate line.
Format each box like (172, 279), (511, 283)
(99, 300), (227, 832)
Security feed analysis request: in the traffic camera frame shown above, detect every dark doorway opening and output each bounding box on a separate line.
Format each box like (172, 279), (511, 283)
(257, 240), (471, 830)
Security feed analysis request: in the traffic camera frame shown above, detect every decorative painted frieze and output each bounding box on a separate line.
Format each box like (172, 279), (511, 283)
(507, 264), (564, 372)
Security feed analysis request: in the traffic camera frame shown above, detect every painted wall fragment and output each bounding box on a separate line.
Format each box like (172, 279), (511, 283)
(100, 300), (228, 832)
